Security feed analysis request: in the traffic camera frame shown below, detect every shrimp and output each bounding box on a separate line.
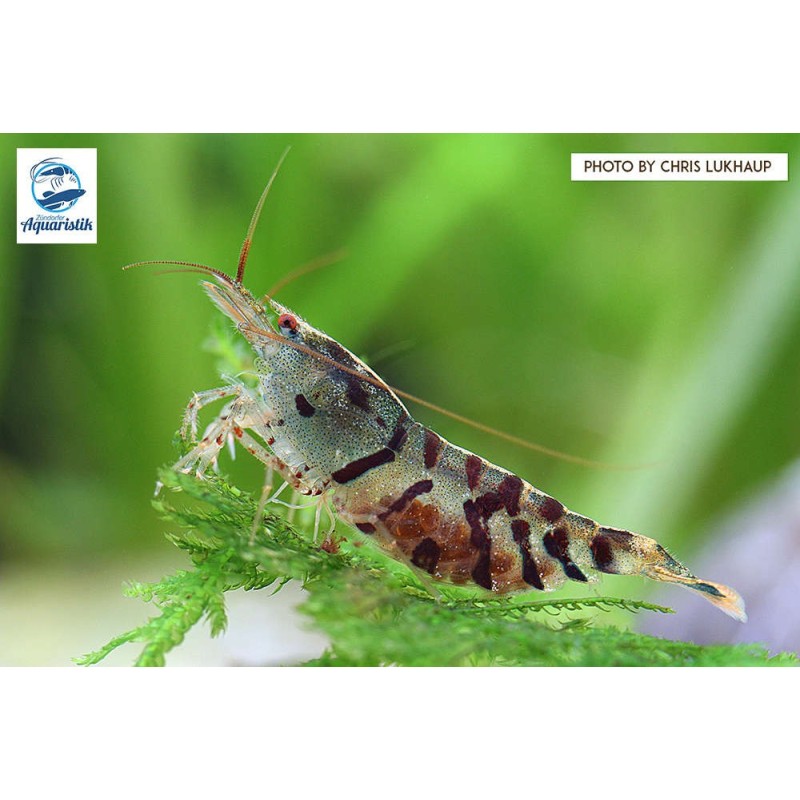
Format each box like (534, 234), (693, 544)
(126, 157), (747, 623)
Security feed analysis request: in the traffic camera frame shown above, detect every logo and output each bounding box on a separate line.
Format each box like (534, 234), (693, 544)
(17, 148), (97, 244)
(30, 158), (86, 213)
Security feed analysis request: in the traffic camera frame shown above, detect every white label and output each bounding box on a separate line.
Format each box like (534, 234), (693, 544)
(17, 148), (97, 243)
(571, 153), (788, 181)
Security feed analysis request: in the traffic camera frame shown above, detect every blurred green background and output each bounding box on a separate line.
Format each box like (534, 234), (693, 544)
(1, 134), (799, 663)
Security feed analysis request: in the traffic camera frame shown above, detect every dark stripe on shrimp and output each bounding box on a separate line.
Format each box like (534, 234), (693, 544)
(475, 491), (503, 519)
(591, 527), (635, 574)
(466, 455), (484, 491)
(470, 476), (524, 522)
(411, 537), (441, 574)
(318, 339), (383, 412)
(423, 429), (444, 469)
(538, 495), (565, 523)
(320, 339), (361, 370)
(332, 448), (395, 484)
(464, 499), (492, 590)
(294, 394), (315, 417)
(345, 374), (370, 411)
(498, 475), (523, 517)
(387, 415), (410, 452)
(544, 527), (588, 582)
(356, 522), (376, 534)
(590, 534), (615, 572)
(511, 519), (544, 589)
(378, 479), (434, 519)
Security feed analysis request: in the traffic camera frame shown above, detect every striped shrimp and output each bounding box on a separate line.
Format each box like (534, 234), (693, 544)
(128, 159), (746, 623)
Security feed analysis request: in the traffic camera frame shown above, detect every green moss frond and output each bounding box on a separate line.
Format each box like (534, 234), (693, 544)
(78, 468), (796, 667)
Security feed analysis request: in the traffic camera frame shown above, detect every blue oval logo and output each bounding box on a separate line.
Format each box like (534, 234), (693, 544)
(30, 158), (86, 213)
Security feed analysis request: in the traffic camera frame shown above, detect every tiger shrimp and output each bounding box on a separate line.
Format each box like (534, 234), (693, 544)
(127, 158), (746, 623)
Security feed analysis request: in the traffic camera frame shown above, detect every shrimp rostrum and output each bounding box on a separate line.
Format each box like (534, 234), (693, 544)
(128, 164), (746, 623)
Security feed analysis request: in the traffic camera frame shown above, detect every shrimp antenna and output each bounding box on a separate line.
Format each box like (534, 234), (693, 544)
(237, 146), (291, 285)
(123, 260), (234, 284)
(265, 248), (348, 300)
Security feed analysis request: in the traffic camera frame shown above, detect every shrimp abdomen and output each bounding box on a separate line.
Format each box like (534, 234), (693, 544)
(334, 423), (746, 621)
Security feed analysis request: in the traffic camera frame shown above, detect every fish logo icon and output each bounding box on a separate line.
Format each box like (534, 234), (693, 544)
(30, 158), (86, 213)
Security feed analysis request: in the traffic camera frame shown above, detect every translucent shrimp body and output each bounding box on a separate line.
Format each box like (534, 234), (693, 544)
(183, 273), (745, 622)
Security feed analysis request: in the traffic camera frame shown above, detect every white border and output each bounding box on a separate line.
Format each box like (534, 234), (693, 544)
(2, 669), (794, 794)
(3, 4), (799, 132)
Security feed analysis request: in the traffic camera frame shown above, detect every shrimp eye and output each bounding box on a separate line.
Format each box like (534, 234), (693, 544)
(278, 313), (298, 332)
